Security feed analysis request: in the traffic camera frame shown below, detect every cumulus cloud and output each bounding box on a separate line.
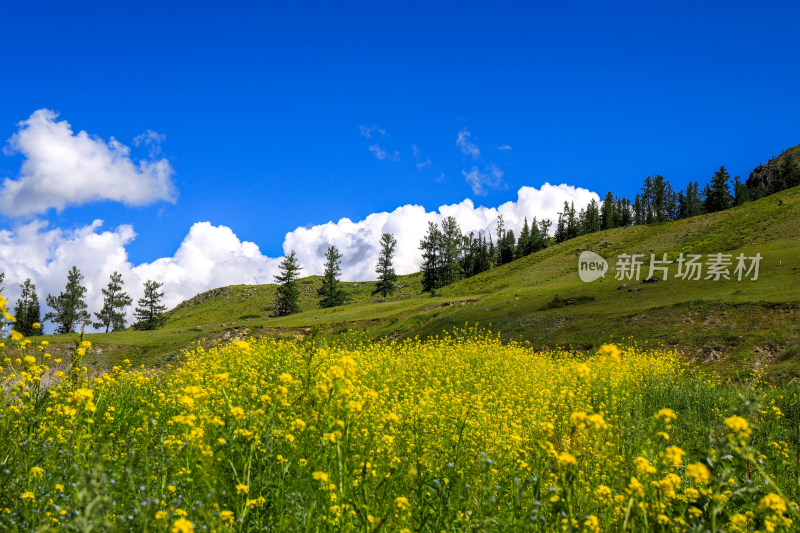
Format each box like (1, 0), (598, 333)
(456, 129), (480, 159)
(463, 164), (505, 195)
(0, 183), (598, 331)
(284, 182), (600, 281)
(369, 144), (399, 161)
(0, 109), (176, 217)
(0, 220), (280, 331)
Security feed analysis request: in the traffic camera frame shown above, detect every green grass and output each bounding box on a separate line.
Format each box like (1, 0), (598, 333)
(37, 185), (800, 381)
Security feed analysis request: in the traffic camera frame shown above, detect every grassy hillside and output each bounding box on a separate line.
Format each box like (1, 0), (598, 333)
(39, 186), (800, 381)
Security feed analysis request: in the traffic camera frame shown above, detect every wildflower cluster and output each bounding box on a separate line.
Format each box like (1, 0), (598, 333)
(0, 317), (798, 531)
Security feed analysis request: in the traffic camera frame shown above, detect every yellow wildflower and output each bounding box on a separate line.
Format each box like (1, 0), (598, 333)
(171, 518), (194, 533)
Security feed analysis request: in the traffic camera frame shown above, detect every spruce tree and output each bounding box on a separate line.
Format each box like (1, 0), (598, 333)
(274, 251), (302, 316)
(582, 199), (601, 234)
(318, 246), (346, 308)
(565, 202), (579, 240)
(374, 233), (398, 297)
(733, 175), (751, 206)
(420, 222), (442, 292)
(601, 192), (616, 230)
(440, 216), (462, 286)
(516, 217), (531, 258)
(703, 166), (733, 213)
(133, 280), (167, 330)
(499, 230), (516, 265)
(44, 266), (90, 334)
(14, 278), (42, 336)
(94, 271), (133, 332)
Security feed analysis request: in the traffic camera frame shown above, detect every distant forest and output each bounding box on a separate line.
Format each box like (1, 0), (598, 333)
(418, 143), (800, 292)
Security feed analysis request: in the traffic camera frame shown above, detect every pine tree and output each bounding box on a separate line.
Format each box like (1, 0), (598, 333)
(565, 202), (579, 240)
(582, 199), (601, 234)
(633, 194), (644, 225)
(536, 219), (552, 250)
(684, 181), (704, 217)
(516, 217), (531, 258)
(499, 229), (516, 265)
(0, 272), (4, 295)
(318, 246), (346, 308)
(14, 278), (42, 336)
(133, 280), (167, 330)
(44, 266), (90, 334)
(274, 251), (303, 316)
(494, 215), (506, 266)
(554, 211), (567, 244)
(93, 271), (133, 332)
(440, 216), (462, 286)
(374, 233), (398, 297)
(703, 166), (733, 213)
(733, 175), (751, 206)
(601, 192), (616, 230)
(420, 222), (442, 292)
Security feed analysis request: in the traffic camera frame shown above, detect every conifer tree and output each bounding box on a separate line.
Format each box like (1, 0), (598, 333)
(733, 175), (751, 206)
(0, 272), (4, 295)
(440, 216), (463, 286)
(703, 166), (733, 213)
(374, 233), (397, 297)
(133, 280), (167, 330)
(684, 181), (704, 217)
(516, 217), (531, 258)
(554, 211), (567, 244)
(499, 230), (516, 265)
(94, 271), (133, 332)
(601, 192), (616, 230)
(44, 266), (90, 334)
(582, 199), (601, 234)
(565, 202), (579, 240)
(274, 251), (303, 316)
(420, 222), (442, 292)
(318, 246), (346, 308)
(14, 278), (42, 336)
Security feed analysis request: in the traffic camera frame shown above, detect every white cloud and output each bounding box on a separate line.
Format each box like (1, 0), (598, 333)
(0, 109), (176, 217)
(0, 220), (279, 331)
(456, 129), (480, 159)
(0, 184), (599, 331)
(133, 222), (281, 310)
(412, 144), (432, 169)
(463, 164), (505, 195)
(359, 125), (387, 138)
(284, 182), (600, 281)
(497, 145), (513, 151)
(369, 144), (399, 161)
(133, 129), (167, 157)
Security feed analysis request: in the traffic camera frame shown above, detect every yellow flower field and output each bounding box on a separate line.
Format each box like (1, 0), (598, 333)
(1, 293), (799, 531)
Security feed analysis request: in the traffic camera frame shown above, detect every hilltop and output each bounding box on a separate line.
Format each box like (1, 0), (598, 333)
(40, 185), (800, 382)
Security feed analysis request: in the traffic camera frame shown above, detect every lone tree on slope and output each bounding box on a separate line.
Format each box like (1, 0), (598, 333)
(133, 280), (167, 330)
(274, 250), (303, 316)
(45, 266), (90, 334)
(318, 245), (347, 308)
(374, 233), (398, 298)
(94, 271), (133, 332)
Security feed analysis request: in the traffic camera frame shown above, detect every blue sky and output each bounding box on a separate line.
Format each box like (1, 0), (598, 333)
(0, 1), (799, 318)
